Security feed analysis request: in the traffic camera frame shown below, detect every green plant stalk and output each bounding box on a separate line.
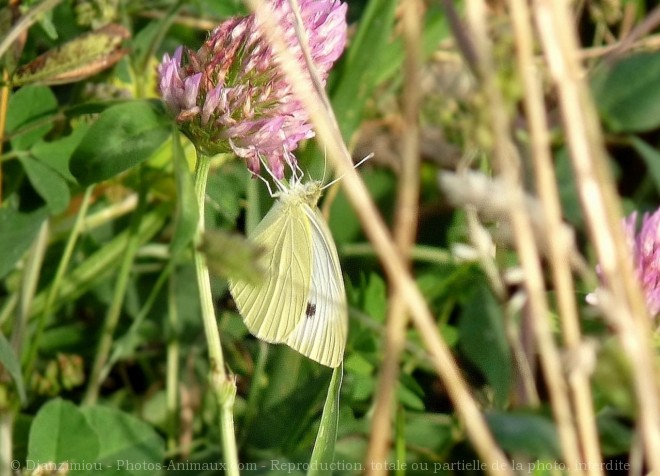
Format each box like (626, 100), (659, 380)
(341, 243), (450, 265)
(23, 187), (93, 376)
(0, 293), (17, 327)
(192, 154), (239, 475)
(1, 223), (48, 476)
(28, 206), (167, 318)
(238, 341), (268, 445)
(84, 182), (149, 406)
(100, 261), (175, 381)
(12, 221), (49, 354)
(166, 272), (180, 452)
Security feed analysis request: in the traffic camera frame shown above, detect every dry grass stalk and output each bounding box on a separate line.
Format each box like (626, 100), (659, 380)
(365, 0), (424, 472)
(246, 0), (513, 472)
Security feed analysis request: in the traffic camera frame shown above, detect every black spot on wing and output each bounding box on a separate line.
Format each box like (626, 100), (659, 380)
(305, 302), (317, 319)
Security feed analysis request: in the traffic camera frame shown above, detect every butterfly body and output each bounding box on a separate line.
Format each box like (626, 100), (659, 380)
(229, 179), (347, 367)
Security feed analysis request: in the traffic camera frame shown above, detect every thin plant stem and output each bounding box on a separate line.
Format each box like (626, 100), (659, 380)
(84, 181), (148, 406)
(192, 154), (239, 475)
(1, 221), (48, 475)
(508, 0), (602, 472)
(533, 1), (660, 471)
(341, 243), (451, 265)
(100, 261), (175, 381)
(51, 193), (138, 240)
(247, 0), (512, 472)
(465, 0), (582, 469)
(166, 272), (180, 452)
(0, 293), (17, 327)
(12, 221), (49, 355)
(0, 69), (10, 204)
(23, 187), (94, 376)
(365, 0), (422, 471)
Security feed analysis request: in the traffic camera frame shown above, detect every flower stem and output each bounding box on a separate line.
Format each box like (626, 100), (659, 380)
(192, 154), (239, 475)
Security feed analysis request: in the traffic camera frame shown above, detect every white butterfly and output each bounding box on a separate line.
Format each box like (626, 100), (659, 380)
(228, 169), (347, 368)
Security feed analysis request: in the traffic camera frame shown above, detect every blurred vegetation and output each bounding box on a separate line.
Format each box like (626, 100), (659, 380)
(1, 0), (660, 475)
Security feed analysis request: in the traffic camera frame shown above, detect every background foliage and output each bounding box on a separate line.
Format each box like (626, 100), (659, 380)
(1, 0), (660, 475)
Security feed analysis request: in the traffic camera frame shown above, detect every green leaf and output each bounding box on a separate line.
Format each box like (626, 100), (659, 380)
(404, 413), (454, 454)
(597, 411), (633, 456)
(69, 100), (171, 185)
(31, 123), (91, 184)
(486, 411), (560, 459)
(20, 156), (70, 214)
(397, 373), (425, 411)
(0, 207), (48, 279)
(308, 364), (343, 476)
(358, 273), (388, 322)
(373, 10), (448, 87)
(5, 85), (58, 150)
(630, 136), (660, 194)
(0, 333), (26, 404)
(555, 147), (583, 227)
(28, 399), (100, 470)
(459, 283), (511, 407)
(80, 406), (164, 476)
(169, 131), (199, 256)
(592, 52), (660, 132)
(331, 0), (398, 142)
(247, 353), (329, 447)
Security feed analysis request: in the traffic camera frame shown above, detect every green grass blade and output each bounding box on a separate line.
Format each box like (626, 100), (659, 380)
(307, 363), (343, 476)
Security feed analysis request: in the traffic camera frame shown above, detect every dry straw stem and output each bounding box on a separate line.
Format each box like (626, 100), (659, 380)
(532, 0), (660, 472)
(464, 0), (582, 470)
(439, 171), (589, 275)
(365, 0), (423, 472)
(463, 207), (540, 406)
(245, 0), (512, 473)
(507, 0), (602, 472)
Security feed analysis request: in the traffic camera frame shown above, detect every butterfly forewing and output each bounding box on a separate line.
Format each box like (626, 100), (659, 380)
(284, 204), (347, 367)
(229, 199), (313, 342)
(229, 179), (348, 368)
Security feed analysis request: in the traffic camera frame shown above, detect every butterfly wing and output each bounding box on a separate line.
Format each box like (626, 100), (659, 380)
(229, 199), (312, 342)
(284, 205), (347, 367)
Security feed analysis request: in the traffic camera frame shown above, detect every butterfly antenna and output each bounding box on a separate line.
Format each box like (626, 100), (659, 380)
(322, 152), (374, 190)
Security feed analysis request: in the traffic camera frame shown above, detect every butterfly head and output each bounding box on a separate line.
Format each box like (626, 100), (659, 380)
(278, 178), (323, 207)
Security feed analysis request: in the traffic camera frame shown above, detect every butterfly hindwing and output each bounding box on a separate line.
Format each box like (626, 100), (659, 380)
(284, 204), (347, 367)
(229, 179), (347, 367)
(228, 199), (312, 342)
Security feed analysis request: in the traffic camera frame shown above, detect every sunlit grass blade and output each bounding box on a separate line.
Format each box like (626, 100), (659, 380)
(308, 363), (343, 476)
(0, 333), (26, 404)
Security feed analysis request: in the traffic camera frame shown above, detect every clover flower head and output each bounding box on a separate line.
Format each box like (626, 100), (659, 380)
(157, 0), (347, 179)
(623, 209), (660, 316)
(588, 208), (660, 317)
